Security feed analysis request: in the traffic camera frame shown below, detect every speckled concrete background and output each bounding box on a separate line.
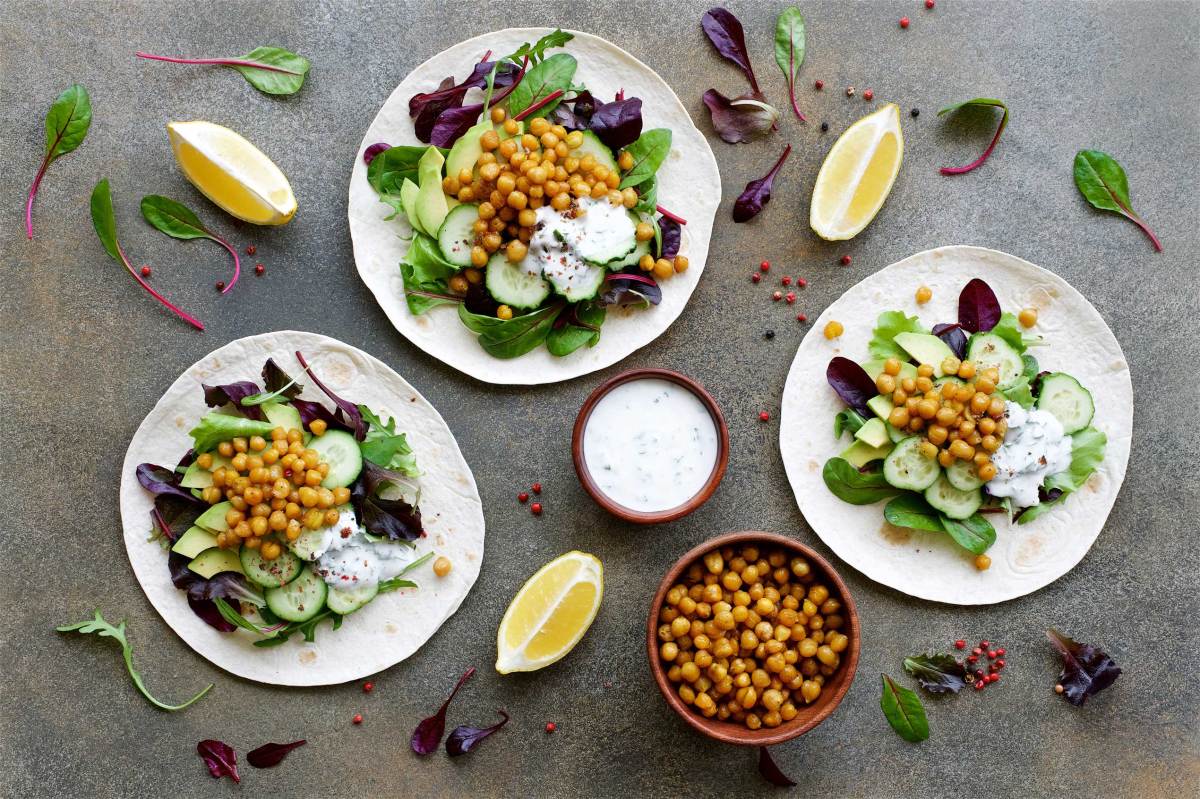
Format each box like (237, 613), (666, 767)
(2, 1), (1198, 797)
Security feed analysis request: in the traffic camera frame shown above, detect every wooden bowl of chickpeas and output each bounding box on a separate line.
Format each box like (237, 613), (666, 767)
(647, 532), (859, 746)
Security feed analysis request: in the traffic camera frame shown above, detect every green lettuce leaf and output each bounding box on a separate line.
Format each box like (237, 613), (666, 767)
(358, 405), (420, 476)
(868, 311), (928, 361)
(990, 312), (1039, 353)
(400, 233), (461, 314)
(188, 411), (276, 453)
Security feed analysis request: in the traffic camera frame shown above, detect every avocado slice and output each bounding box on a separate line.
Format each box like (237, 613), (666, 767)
(263, 401), (305, 437)
(187, 547), (245, 579)
(195, 501), (233, 533)
(415, 146), (450, 237)
(445, 120), (492, 185)
(894, 332), (955, 377)
(172, 526), (221, 559)
(854, 417), (891, 448)
(838, 439), (893, 468)
(861, 358), (918, 382)
(866, 394), (894, 422)
(400, 178), (424, 234)
(180, 453), (229, 489)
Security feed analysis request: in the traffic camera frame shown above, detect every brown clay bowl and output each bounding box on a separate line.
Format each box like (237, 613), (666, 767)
(572, 368), (729, 525)
(647, 531), (861, 746)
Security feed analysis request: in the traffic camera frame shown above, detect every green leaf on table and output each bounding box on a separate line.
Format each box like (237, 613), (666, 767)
(26, 84), (92, 239)
(903, 653), (968, 694)
(822, 458), (903, 505)
(139, 195), (209, 239)
(1073, 149), (1162, 251)
(881, 674), (929, 742)
(773, 7), (807, 121)
(619, 129), (672, 189)
(937, 97), (1008, 175)
(57, 610), (213, 711)
(137, 47), (310, 96)
(868, 311), (928, 361)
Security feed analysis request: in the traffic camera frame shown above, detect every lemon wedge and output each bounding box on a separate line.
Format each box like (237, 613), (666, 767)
(496, 551), (603, 674)
(167, 121), (296, 225)
(810, 103), (904, 241)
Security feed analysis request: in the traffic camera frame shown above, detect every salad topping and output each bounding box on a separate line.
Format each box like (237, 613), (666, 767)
(986, 404), (1073, 508)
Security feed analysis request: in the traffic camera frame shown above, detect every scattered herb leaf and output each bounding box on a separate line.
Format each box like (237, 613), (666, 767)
(773, 7), (807, 121)
(733, 144), (791, 222)
(880, 674), (929, 742)
(938, 98), (1008, 175)
(26, 83), (91, 239)
(247, 740), (306, 769)
(702, 7), (761, 93)
(702, 89), (779, 144)
(822, 458), (902, 505)
(1046, 629), (1122, 706)
(1073, 149), (1162, 252)
(197, 739), (240, 782)
(903, 653), (968, 694)
(412, 667), (476, 755)
(446, 710), (510, 756)
(137, 47), (310, 95)
(140, 195), (241, 292)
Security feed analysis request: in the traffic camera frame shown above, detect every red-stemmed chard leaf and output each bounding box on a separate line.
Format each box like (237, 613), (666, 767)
(733, 144), (792, 222)
(89, 180), (204, 330)
(702, 89), (779, 144)
(1047, 629), (1122, 706)
(363, 142), (391, 165)
(294, 351), (365, 440)
(957, 278), (1001, 333)
(937, 98), (1008, 175)
(658, 217), (681, 259)
(773, 7), (807, 122)
(247, 740), (306, 768)
(600, 272), (662, 308)
(427, 61), (526, 148)
(827, 356), (878, 417)
(446, 710), (510, 757)
(197, 740), (240, 782)
(137, 47), (309, 96)
(702, 7), (761, 93)
(656, 205), (687, 225)
(758, 747), (797, 787)
(27, 84), (91, 239)
(1073, 149), (1162, 252)
(931, 323), (968, 360)
(140, 195), (241, 292)
(412, 667), (476, 755)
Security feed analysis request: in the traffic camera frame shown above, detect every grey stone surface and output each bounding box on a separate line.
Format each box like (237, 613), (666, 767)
(2, 1), (1198, 796)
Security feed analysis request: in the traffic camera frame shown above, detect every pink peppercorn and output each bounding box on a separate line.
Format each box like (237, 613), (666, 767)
(926, 0), (935, 8)
(772, 291), (782, 301)
(353, 714), (363, 724)
(782, 276), (791, 286)
(140, 266), (151, 277)
(814, 80), (824, 90)
(751, 273), (762, 283)
(797, 277), (807, 287)
(363, 682), (374, 693)
(863, 89), (874, 102)
(760, 260), (771, 272)
(518, 492), (529, 503)
(531, 502), (543, 515)
(796, 314), (807, 322)
(840, 255), (852, 266)
(785, 292), (796, 304)
(954, 640), (966, 649)
(900, 17), (910, 28)
(759, 411), (770, 422)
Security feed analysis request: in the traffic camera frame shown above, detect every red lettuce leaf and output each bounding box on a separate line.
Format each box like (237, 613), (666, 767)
(702, 7), (761, 93)
(291, 398), (352, 435)
(702, 89), (778, 144)
(201, 380), (265, 420)
(733, 144), (791, 222)
(903, 653), (968, 694)
(188, 597), (237, 633)
(550, 90), (596, 129)
(657, 217), (681, 259)
(588, 96), (643, 151)
(426, 63), (524, 148)
(412, 667), (476, 755)
(410, 61), (518, 142)
(261, 358), (301, 399)
(1047, 629), (1122, 706)
(931, 322), (968, 360)
(363, 142), (390, 165)
(247, 740), (306, 769)
(758, 747), (796, 787)
(958, 278), (1001, 333)
(351, 460), (424, 542)
(827, 356), (878, 417)
(137, 462), (202, 508)
(197, 739), (240, 783)
(446, 709), (510, 757)
(600, 273), (662, 307)
(295, 351), (365, 440)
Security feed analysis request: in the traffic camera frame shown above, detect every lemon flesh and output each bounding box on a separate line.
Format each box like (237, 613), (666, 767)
(810, 103), (903, 241)
(496, 551), (603, 674)
(167, 121), (296, 225)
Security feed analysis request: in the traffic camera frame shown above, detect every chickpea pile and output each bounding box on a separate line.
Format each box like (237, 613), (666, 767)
(658, 544), (851, 731)
(195, 420), (351, 561)
(879, 356), (1008, 481)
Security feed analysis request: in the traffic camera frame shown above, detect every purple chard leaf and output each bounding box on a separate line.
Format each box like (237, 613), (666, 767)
(412, 667), (476, 755)
(758, 747), (796, 787)
(733, 144), (791, 222)
(247, 740), (306, 769)
(363, 142), (390, 165)
(931, 323), (968, 360)
(197, 739), (240, 783)
(446, 710), (510, 757)
(658, 217), (681, 259)
(826, 356), (878, 417)
(294, 351), (365, 440)
(1047, 629), (1122, 706)
(702, 7), (761, 93)
(588, 96), (643, 151)
(702, 89), (779, 145)
(957, 278), (1002, 333)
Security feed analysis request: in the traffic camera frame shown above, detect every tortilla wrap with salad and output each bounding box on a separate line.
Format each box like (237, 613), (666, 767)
(119, 331), (484, 685)
(780, 246), (1132, 605)
(347, 28), (720, 384)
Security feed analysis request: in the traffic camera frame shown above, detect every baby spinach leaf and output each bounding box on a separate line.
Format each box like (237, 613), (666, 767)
(458, 304), (563, 358)
(774, 7), (807, 121)
(869, 310), (928, 360)
(883, 494), (945, 533)
(1046, 629), (1122, 706)
(938, 98), (1008, 175)
(137, 47), (310, 96)
(939, 514), (996, 555)
(903, 653), (968, 694)
(1073, 149), (1162, 251)
(619, 129), (672, 189)
(834, 409), (867, 439)
(881, 674), (929, 742)
(27, 83), (91, 239)
(57, 610), (213, 711)
(546, 303), (606, 357)
(702, 89), (779, 144)
(823, 458), (902, 505)
(702, 7), (761, 93)
(733, 144), (791, 222)
(140, 195), (241, 292)
(507, 53), (576, 118)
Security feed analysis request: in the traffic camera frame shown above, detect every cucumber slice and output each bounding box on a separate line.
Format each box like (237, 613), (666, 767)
(945, 458), (985, 491)
(1036, 372), (1094, 434)
(967, 332), (1024, 387)
(240, 543), (302, 588)
(575, 213), (637, 265)
(882, 437), (941, 491)
(485, 252), (551, 309)
(264, 567), (328, 623)
(288, 527), (328, 561)
(306, 430), (363, 489)
(933, 376), (965, 389)
(326, 581), (380, 615)
(545, 260), (605, 302)
(607, 221), (651, 270)
(924, 474), (983, 520)
(437, 204), (479, 267)
(569, 130), (619, 173)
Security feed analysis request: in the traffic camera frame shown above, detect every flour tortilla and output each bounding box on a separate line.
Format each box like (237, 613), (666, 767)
(780, 246), (1132, 605)
(347, 28), (720, 385)
(119, 331), (485, 685)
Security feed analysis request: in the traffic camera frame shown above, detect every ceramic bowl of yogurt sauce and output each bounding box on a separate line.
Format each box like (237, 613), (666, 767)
(572, 368), (729, 524)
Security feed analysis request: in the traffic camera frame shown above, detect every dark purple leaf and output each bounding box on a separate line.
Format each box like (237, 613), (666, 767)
(733, 144), (791, 222)
(588, 97), (643, 151)
(295, 351), (365, 440)
(170, 552), (260, 632)
(188, 572), (264, 607)
(262, 358), (301, 398)
(658, 217), (681, 259)
(551, 90), (596, 129)
(201, 380), (264, 420)
(447, 710), (510, 757)
(903, 653), (968, 694)
(702, 7), (761, 93)
(758, 747), (796, 787)
(197, 739), (240, 783)
(409, 61), (518, 142)
(958, 278), (1001, 333)
(931, 322), (968, 360)
(702, 89), (779, 144)
(151, 494), (204, 544)
(412, 667), (476, 755)
(425, 63), (524, 148)
(188, 597), (237, 633)
(363, 142), (390, 166)
(464, 281), (499, 316)
(136, 463), (201, 505)
(827, 356), (878, 417)
(291, 398), (352, 435)
(247, 740), (306, 769)
(352, 460), (424, 542)
(1047, 629), (1121, 706)
(599, 273), (662, 307)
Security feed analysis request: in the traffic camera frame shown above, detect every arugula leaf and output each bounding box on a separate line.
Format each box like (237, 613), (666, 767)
(773, 7), (807, 121)
(834, 409), (867, 439)
(903, 653), (968, 694)
(823, 458), (902, 505)
(506, 53), (576, 118)
(880, 674), (929, 742)
(1018, 427), (1107, 524)
(546, 303), (606, 356)
(619, 129), (672, 189)
(868, 311), (927, 361)
(938, 97), (1008, 175)
(57, 610), (213, 711)
(1073, 149), (1162, 252)
(27, 84), (91, 239)
(188, 411), (276, 453)
(457, 303), (563, 358)
(359, 404), (420, 476)
(214, 598), (283, 637)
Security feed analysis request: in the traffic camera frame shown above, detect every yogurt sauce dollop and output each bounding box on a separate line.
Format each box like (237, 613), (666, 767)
(986, 402), (1073, 508)
(311, 506), (418, 589)
(529, 198), (635, 295)
(582, 378), (719, 512)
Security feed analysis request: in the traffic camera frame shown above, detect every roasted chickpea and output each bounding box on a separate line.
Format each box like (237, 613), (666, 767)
(824, 321), (844, 340)
(496, 305), (514, 321)
(1018, 307), (1038, 328)
(916, 285), (932, 304)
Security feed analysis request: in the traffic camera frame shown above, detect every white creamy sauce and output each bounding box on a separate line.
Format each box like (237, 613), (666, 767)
(582, 378), (719, 512)
(987, 402), (1073, 508)
(529, 198), (634, 294)
(311, 505), (417, 588)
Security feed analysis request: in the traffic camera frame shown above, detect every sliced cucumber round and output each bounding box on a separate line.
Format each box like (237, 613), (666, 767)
(924, 473), (983, 520)
(485, 252), (550, 309)
(607, 223), (651, 271)
(1036, 372), (1094, 434)
(945, 458), (985, 491)
(933, 376), (965, 389)
(326, 581), (380, 615)
(240, 543), (301, 588)
(307, 429), (362, 489)
(264, 567), (328, 622)
(882, 437), (942, 491)
(436, 203), (479, 267)
(288, 527), (328, 561)
(576, 218), (636, 266)
(546, 260), (606, 302)
(967, 332), (1024, 387)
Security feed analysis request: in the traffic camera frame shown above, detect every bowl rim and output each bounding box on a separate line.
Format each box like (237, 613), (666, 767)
(571, 368), (729, 525)
(646, 531), (861, 746)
